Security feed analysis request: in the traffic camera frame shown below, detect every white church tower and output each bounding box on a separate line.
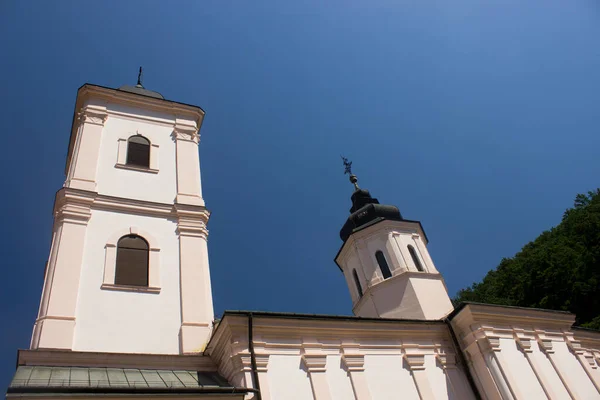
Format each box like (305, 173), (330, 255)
(31, 73), (214, 354)
(335, 163), (454, 320)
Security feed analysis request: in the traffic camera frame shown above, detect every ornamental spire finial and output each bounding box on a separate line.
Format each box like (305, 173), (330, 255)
(341, 156), (360, 190)
(136, 66), (143, 88)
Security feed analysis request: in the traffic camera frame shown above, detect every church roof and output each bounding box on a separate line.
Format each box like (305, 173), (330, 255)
(7, 366), (249, 397)
(118, 84), (165, 99)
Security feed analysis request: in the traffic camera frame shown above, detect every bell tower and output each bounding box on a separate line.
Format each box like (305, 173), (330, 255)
(32, 74), (214, 354)
(335, 159), (454, 320)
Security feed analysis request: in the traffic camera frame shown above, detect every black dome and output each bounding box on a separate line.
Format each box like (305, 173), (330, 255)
(339, 188), (403, 241)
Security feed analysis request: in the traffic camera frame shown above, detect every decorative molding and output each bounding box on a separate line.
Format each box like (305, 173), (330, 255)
(342, 354), (365, 372)
(479, 337), (501, 353)
(255, 354), (270, 373)
(172, 123), (200, 144)
(404, 354), (426, 371)
(114, 162), (159, 174)
(515, 337), (533, 353)
(103, 226), (161, 289)
(302, 354), (327, 373)
(100, 283), (160, 294)
(175, 204), (210, 238)
(537, 338), (554, 354)
(54, 188), (95, 225)
(77, 106), (108, 127)
(435, 348), (457, 369)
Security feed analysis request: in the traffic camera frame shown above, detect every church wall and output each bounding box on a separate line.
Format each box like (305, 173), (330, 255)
(551, 340), (599, 399)
(207, 315), (477, 400)
(528, 344), (572, 399)
(267, 355), (314, 400)
(73, 208), (182, 354)
(95, 105), (178, 204)
(325, 355), (356, 400)
(496, 337), (547, 398)
(364, 354), (421, 400)
(452, 303), (600, 400)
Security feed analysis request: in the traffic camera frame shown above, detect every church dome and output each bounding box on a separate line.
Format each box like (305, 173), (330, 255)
(340, 187), (403, 241)
(118, 84), (164, 99)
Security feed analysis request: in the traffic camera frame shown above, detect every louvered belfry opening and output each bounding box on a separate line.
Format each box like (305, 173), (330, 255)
(115, 235), (149, 286)
(126, 135), (150, 168)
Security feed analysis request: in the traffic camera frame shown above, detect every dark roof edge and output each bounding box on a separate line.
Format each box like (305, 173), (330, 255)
(572, 325), (600, 333)
(221, 310), (446, 325)
(334, 218), (428, 271)
(447, 301), (574, 321)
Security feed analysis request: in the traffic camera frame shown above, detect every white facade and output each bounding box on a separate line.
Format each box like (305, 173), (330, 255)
(336, 219), (454, 321)
(31, 84), (214, 354)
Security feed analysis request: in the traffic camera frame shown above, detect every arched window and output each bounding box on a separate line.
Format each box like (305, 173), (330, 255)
(375, 251), (392, 279)
(115, 235), (149, 286)
(408, 245), (424, 272)
(352, 269), (363, 298)
(126, 135), (150, 168)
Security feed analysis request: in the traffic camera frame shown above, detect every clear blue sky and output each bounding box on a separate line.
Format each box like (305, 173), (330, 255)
(1, 0), (599, 391)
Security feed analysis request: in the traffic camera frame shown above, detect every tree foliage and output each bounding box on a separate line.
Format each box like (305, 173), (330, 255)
(454, 189), (600, 329)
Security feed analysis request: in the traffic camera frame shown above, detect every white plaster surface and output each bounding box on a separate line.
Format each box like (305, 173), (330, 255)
(530, 343), (571, 399)
(552, 340), (599, 399)
(364, 355), (420, 400)
(425, 354), (452, 400)
(498, 338), (546, 398)
(74, 209), (181, 354)
(325, 355), (355, 400)
(267, 355), (315, 400)
(96, 110), (177, 204)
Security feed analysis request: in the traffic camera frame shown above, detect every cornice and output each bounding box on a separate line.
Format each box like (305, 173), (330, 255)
(451, 303), (575, 333)
(174, 203), (210, 238)
(54, 188), (96, 225)
(54, 188), (210, 223)
(206, 313), (451, 364)
(77, 84), (205, 120)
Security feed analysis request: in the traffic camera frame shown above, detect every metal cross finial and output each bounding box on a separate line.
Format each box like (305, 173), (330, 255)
(136, 67), (143, 87)
(341, 156), (360, 190)
(341, 156), (353, 175)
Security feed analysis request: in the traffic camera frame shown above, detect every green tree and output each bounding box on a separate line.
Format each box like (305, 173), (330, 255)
(454, 189), (600, 328)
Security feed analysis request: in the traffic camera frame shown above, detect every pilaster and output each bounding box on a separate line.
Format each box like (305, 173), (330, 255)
(565, 334), (600, 394)
(302, 353), (332, 400)
(476, 336), (517, 400)
(436, 348), (475, 400)
(341, 353), (372, 400)
(175, 204), (213, 353)
(404, 351), (436, 400)
(32, 188), (95, 350)
(173, 121), (204, 206)
(537, 336), (583, 399)
(255, 354), (272, 400)
(65, 105), (107, 191)
(514, 331), (560, 400)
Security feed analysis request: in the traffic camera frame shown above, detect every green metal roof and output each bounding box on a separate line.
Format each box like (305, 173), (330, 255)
(8, 366), (247, 396)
